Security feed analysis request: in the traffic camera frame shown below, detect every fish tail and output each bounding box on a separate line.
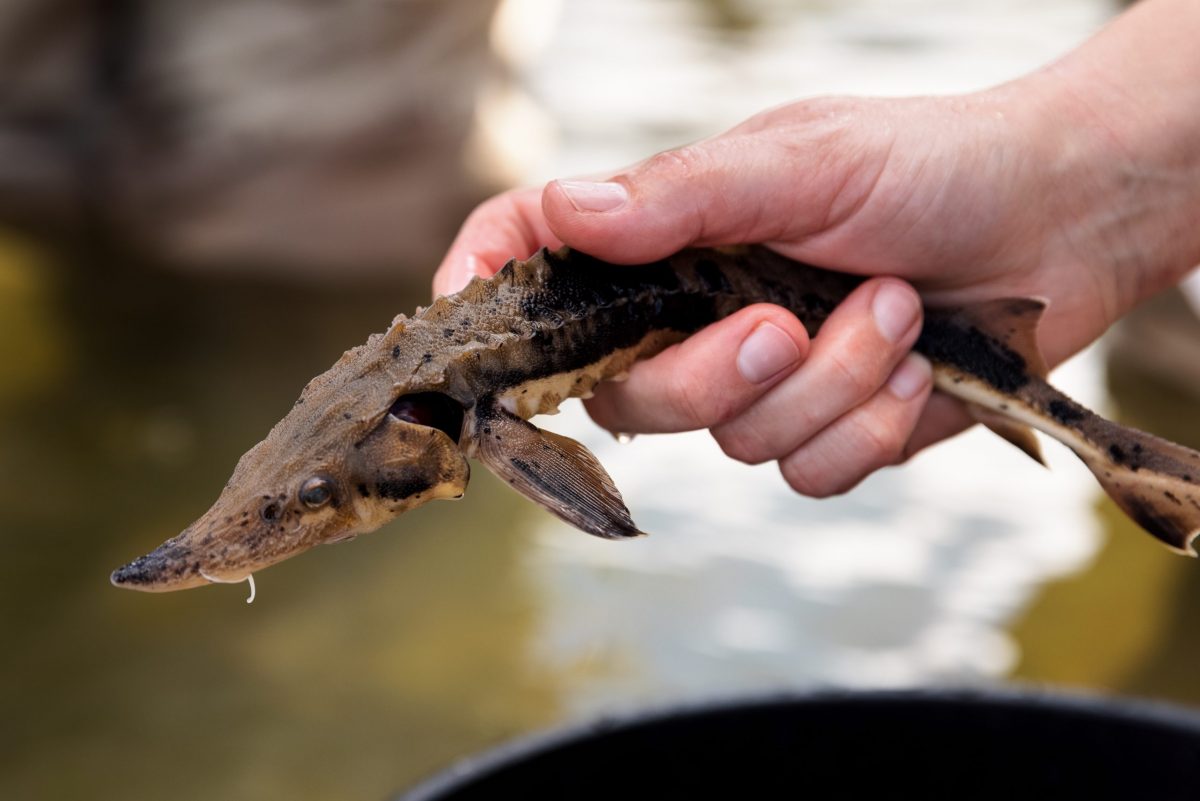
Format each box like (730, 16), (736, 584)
(1068, 414), (1200, 555)
(922, 293), (1200, 554)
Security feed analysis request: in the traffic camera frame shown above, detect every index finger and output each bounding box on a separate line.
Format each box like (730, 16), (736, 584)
(583, 304), (811, 434)
(433, 187), (563, 297)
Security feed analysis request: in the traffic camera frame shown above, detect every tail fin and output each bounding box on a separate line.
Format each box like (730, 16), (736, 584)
(1075, 422), (1200, 555)
(923, 294), (1200, 554)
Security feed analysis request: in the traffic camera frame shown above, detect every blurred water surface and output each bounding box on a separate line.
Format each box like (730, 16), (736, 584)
(4, 1), (1200, 800)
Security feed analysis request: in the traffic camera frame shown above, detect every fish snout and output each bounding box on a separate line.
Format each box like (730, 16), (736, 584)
(110, 540), (209, 592)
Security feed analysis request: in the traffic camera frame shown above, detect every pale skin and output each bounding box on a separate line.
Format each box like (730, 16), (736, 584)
(433, 0), (1200, 498)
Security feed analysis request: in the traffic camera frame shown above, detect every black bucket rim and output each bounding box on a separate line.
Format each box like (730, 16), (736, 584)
(395, 686), (1200, 801)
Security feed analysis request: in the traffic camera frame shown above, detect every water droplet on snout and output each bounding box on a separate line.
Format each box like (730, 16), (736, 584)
(615, 432), (636, 445)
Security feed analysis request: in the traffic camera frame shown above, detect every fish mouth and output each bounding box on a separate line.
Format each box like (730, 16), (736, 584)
(110, 539), (215, 592)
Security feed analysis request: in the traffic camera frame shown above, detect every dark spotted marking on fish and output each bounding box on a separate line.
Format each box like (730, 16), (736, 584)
(111, 245), (1200, 593)
(377, 473), (434, 501)
(916, 317), (1029, 393)
(1049, 399), (1087, 424)
(1125, 497), (1192, 549)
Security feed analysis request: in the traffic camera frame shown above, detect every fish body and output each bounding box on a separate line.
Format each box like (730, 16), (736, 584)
(111, 246), (1200, 593)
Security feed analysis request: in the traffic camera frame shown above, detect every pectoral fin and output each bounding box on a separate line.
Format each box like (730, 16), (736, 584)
(472, 404), (643, 539)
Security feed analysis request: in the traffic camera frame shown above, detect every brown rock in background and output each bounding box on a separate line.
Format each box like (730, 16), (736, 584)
(0, 0), (508, 279)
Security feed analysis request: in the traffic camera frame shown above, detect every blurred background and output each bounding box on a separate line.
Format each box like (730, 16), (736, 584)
(2, 0), (1199, 799)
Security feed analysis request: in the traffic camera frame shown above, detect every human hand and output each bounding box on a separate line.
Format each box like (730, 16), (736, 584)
(433, 0), (1200, 497)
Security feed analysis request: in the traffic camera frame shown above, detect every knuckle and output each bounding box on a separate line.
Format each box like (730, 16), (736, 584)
(719, 406), (819, 466)
(666, 364), (711, 429)
(705, 387), (743, 427)
(713, 425), (772, 465)
(780, 459), (830, 498)
(780, 452), (864, 499)
(790, 466), (856, 499)
(644, 144), (709, 180)
(666, 361), (748, 429)
(825, 348), (879, 401)
(853, 415), (906, 466)
(826, 474), (864, 497)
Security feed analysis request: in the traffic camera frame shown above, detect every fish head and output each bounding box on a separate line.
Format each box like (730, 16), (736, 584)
(111, 332), (470, 592)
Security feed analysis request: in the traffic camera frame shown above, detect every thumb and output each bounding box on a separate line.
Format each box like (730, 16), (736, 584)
(541, 114), (889, 264)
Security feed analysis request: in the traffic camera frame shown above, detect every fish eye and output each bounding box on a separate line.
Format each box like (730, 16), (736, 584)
(299, 477), (333, 509)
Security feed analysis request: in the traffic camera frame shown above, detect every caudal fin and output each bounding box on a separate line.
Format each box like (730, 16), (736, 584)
(1076, 422), (1200, 555)
(924, 293), (1200, 554)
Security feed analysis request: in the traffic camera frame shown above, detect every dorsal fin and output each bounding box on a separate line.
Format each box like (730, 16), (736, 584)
(952, 297), (1049, 379)
(947, 297), (1050, 464)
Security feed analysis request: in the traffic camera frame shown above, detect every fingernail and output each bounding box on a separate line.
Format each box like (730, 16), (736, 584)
(555, 180), (628, 213)
(738, 322), (801, 384)
(872, 281), (921, 343)
(887, 353), (931, 400)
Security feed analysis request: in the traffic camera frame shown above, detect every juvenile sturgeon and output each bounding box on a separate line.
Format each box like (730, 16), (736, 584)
(111, 246), (1200, 592)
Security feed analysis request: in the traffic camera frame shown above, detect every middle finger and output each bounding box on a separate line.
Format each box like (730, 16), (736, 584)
(711, 277), (923, 464)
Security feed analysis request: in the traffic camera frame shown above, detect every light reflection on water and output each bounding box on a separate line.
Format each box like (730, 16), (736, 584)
(9, 1), (1200, 800)
(517, 0), (1116, 177)
(525, 355), (1103, 714)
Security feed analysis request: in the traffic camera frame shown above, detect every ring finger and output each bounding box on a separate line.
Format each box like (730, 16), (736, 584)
(711, 277), (923, 464)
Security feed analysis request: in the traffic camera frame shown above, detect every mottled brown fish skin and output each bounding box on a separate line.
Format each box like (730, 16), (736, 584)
(442, 246), (863, 404)
(111, 245), (1200, 593)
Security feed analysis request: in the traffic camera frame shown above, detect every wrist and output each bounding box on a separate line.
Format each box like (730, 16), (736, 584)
(1017, 0), (1200, 311)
